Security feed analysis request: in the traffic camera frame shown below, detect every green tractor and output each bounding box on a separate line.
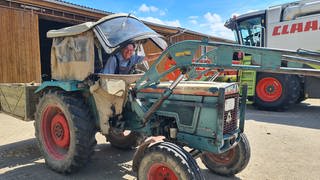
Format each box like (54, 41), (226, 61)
(33, 14), (320, 179)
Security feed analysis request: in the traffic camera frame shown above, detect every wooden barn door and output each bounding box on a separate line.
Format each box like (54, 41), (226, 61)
(0, 7), (41, 83)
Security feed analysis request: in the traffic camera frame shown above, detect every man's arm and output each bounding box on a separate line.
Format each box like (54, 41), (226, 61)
(135, 55), (145, 64)
(138, 55), (145, 63)
(102, 56), (117, 74)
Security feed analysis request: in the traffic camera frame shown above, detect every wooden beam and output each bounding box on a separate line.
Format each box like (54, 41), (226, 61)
(17, 0), (107, 18)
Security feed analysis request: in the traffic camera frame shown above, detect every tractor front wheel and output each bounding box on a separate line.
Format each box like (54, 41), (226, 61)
(34, 90), (96, 173)
(200, 133), (250, 176)
(138, 142), (204, 180)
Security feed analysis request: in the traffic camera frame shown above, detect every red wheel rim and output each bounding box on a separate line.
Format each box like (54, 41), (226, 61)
(42, 106), (70, 160)
(148, 163), (178, 180)
(51, 113), (70, 148)
(205, 149), (235, 164)
(256, 77), (283, 102)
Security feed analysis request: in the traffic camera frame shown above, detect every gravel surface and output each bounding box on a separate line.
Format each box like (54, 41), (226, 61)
(1, 99), (320, 180)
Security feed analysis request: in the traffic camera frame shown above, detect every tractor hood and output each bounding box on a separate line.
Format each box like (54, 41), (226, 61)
(138, 81), (239, 96)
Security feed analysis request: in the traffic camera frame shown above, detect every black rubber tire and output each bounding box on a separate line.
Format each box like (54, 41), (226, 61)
(200, 133), (250, 176)
(296, 85), (306, 104)
(138, 141), (204, 180)
(106, 128), (142, 150)
(296, 96), (307, 104)
(254, 73), (301, 110)
(34, 90), (96, 173)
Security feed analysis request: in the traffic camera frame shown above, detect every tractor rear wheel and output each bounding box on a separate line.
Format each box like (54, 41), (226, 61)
(200, 133), (250, 176)
(34, 90), (96, 173)
(254, 73), (301, 110)
(138, 141), (204, 180)
(106, 128), (143, 149)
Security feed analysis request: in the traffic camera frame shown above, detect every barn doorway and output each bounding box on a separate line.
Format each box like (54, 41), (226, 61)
(38, 18), (72, 81)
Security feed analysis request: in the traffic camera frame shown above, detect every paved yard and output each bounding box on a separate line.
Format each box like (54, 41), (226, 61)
(1, 99), (320, 180)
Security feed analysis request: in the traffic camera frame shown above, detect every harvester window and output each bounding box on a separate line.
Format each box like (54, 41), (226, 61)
(238, 16), (263, 47)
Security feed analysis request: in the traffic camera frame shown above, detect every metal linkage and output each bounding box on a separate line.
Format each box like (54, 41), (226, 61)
(142, 74), (185, 125)
(135, 40), (320, 91)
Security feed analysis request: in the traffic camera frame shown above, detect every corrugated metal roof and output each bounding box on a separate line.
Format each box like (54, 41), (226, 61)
(44, 0), (234, 43)
(43, 0), (112, 15)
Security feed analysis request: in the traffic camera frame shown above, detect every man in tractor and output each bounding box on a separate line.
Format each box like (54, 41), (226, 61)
(102, 43), (145, 74)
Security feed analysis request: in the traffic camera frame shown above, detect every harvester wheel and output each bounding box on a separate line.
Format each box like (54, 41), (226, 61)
(137, 141), (204, 180)
(34, 90), (96, 173)
(106, 128), (143, 149)
(254, 73), (301, 110)
(200, 133), (250, 176)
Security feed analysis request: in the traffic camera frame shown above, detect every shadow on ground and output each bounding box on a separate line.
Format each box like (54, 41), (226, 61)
(0, 139), (41, 169)
(246, 101), (320, 129)
(201, 167), (241, 180)
(0, 139), (136, 180)
(0, 138), (244, 179)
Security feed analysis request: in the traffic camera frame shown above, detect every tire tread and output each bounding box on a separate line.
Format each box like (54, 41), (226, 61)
(34, 90), (96, 173)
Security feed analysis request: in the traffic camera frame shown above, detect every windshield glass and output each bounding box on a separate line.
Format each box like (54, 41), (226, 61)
(238, 17), (263, 47)
(97, 17), (157, 47)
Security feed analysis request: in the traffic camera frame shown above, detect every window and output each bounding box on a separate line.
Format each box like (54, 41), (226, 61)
(97, 17), (156, 47)
(238, 16), (264, 47)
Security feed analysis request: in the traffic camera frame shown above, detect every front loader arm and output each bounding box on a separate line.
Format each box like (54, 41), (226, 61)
(135, 40), (320, 90)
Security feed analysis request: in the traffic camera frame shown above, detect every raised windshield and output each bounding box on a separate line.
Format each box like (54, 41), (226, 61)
(97, 17), (158, 47)
(238, 16), (263, 47)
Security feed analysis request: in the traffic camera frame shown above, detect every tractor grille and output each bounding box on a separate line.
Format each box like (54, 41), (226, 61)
(223, 94), (239, 134)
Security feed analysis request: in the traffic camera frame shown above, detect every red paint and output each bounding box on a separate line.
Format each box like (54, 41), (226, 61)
(290, 23), (303, 33)
(281, 25), (289, 35)
(204, 149), (236, 164)
(42, 106), (70, 160)
(147, 163), (178, 180)
(50, 113), (70, 149)
(272, 26), (281, 36)
(164, 57), (181, 81)
(272, 20), (319, 36)
(304, 20), (318, 31)
(256, 77), (283, 102)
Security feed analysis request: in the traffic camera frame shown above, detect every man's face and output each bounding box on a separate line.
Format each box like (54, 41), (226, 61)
(122, 44), (135, 60)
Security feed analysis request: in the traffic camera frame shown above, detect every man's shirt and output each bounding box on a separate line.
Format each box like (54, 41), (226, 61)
(102, 52), (144, 74)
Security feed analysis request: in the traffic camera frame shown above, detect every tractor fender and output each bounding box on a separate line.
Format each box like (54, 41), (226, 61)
(35, 81), (82, 94)
(132, 136), (165, 172)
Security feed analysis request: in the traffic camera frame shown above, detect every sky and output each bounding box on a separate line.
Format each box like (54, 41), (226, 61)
(63, 0), (294, 40)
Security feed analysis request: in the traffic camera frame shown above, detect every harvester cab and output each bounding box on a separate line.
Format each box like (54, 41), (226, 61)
(224, 0), (320, 110)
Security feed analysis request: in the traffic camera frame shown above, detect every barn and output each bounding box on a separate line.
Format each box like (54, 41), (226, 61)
(0, 0), (233, 83)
